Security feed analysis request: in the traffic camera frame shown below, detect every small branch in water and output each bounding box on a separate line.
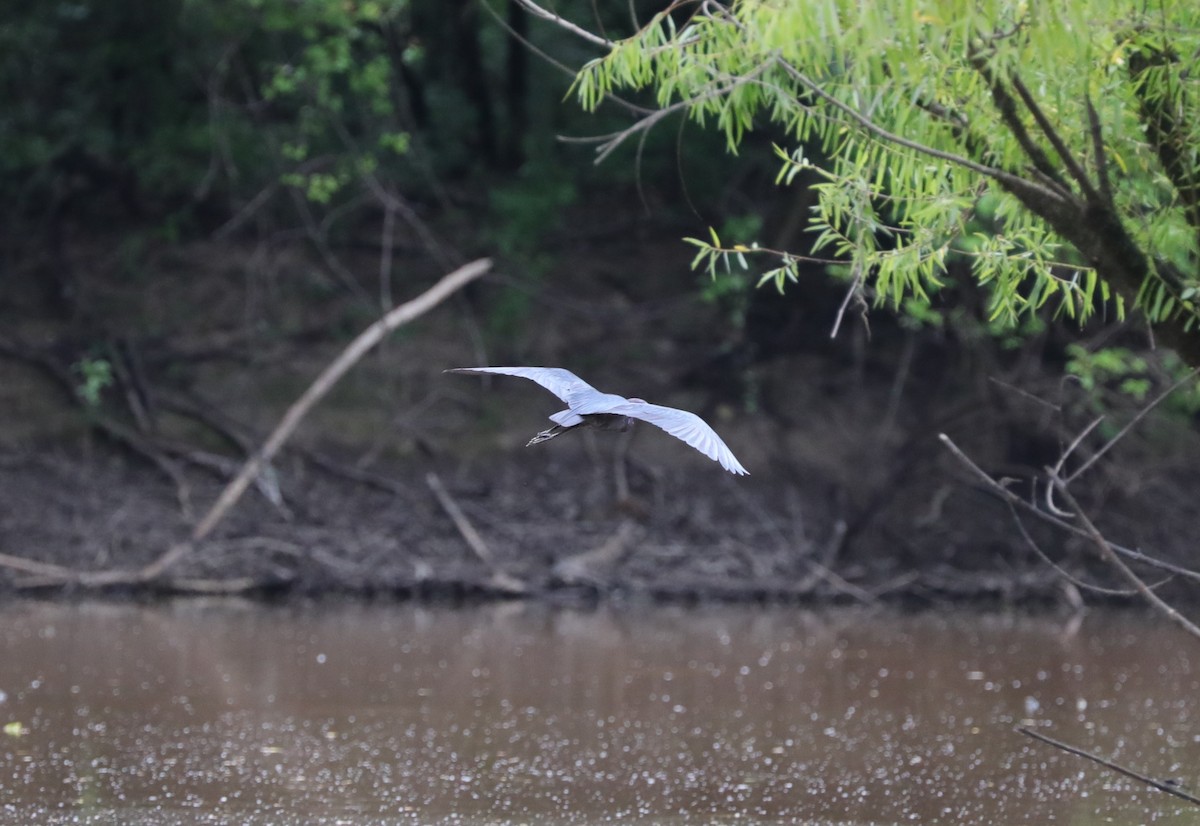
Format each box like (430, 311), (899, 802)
(1017, 726), (1200, 807)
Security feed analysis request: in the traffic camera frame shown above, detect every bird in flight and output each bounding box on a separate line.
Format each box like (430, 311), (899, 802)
(446, 366), (748, 475)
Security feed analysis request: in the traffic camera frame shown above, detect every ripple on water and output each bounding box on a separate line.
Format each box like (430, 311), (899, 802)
(0, 601), (1197, 825)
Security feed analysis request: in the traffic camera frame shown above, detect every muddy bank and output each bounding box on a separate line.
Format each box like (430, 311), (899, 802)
(1, 412), (1192, 604)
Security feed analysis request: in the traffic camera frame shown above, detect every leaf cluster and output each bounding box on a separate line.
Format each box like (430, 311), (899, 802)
(573, 0), (1200, 350)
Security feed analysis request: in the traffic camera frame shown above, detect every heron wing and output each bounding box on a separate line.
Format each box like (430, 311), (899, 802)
(445, 366), (600, 406)
(608, 401), (749, 475)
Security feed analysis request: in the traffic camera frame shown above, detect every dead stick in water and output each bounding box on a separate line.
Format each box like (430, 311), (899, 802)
(1016, 726), (1200, 806)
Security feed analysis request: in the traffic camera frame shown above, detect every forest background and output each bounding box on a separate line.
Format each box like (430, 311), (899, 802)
(1, 0), (1197, 605)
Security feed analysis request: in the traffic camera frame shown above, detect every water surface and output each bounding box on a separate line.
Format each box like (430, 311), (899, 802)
(1, 600), (1197, 824)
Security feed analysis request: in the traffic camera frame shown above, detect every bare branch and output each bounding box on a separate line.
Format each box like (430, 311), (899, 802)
(511, 0), (614, 48)
(183, 259), (491, 547)
(1017, 726), (1200, 807)
(938, 434), (1200, 584)
(1007, 502), (1149, 597)
(1049, 415), (1104, 490)
(1048, 477), (1200, 642)
(830, 259), (868, 339)
(1065, 367), (1200, 485)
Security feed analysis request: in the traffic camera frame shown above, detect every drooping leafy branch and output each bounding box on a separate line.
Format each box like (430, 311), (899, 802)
(560, 0), (1200, 364)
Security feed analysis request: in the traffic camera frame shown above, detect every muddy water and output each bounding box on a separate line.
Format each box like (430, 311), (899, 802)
(0, 601), (1197, 825)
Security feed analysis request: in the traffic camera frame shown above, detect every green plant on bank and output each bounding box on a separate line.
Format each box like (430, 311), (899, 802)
(72, 357), (113, 409)
(572, 1), (1200, 368)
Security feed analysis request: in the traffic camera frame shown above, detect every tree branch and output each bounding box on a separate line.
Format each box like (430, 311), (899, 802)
(772, 58), (1067, 205)
(183, 258), (492, 550)
(938, 434), (1200, 584)
(968, 53), (1073, 198)
(1048, 477), (1200, 642)
(1009, 72), (1102, 203)
(0, 259), (492, 588)
(1018, 726), (1200, 806)
(511, 0), (614, 48)
(1128, 41), (1200, 241)
(1085, 95), (1115, 208)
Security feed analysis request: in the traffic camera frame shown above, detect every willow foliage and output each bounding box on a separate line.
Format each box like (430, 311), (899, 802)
(572, 1), (1200, 362)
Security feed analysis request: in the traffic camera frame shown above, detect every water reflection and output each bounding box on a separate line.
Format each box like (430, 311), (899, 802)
(0, 600), (1196, 825)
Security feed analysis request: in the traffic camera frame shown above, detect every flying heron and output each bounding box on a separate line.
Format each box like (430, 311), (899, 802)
(446, 366), (748, 475)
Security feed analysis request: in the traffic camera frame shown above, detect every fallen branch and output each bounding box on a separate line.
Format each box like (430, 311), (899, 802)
(1017, 726), (1200, 807)
(176, 258), (492, 560)
(0, 258), (492, 588)
(425, 470), (527, 594)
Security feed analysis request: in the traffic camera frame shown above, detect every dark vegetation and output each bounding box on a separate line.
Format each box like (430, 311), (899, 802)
(1, 1), (1198, 605)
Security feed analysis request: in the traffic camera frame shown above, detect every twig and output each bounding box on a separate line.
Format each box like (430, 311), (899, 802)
(287, 183), (372, 303)
(938, 434), (1200, 584)
(1017, 726), (1200, 806)
(0, 552), (77, 579)
(425, 471), (526, 594)
(1049, 478), (1200, 642)
(987, 376), (1061, 412)
(1006, 502), (1145, 597)
(802, 558), (877, 603)
(1044, 415), (1104, 516)
(1051, 415), (1104, 481)
(1065, 367), (1200, 485)
(571, 65), (772, 165)
(511, 0), (614, 48)
(830, 260), (867, 339)
(425, 472), (496, 566)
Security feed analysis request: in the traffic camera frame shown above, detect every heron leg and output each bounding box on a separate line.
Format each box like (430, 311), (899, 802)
(527, 425), (569, 446)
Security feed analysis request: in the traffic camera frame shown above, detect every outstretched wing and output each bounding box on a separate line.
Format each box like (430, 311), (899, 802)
(608, 401), (749, 476)
(445, 366), (600, 406)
